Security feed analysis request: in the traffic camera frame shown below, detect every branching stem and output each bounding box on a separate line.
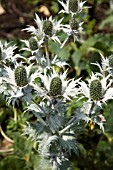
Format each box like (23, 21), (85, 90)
(59, 122), (74, 135)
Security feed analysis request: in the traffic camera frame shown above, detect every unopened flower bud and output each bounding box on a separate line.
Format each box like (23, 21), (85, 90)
(49, 77), (62, 96)
(70, 17), (79, 30)
(29, 37), (38, 51)
(108, 55), (113, 67)
(43, 20), (53, 36)
(15, 66), (28, 87)
(69, 0), (78, 13)
(90, 79), (102, 101)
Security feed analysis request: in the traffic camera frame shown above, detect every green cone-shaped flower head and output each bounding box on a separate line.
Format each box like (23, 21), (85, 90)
(43, 20), (53, 36)
(90, 79), (102, 101)
(49, 77), (62, 96)
(69, 0), (78, 13)
(70, 17), (79, 30)
(108, 55), (113, 67)
(29, 37), (38, 51)
(15, 66), (28, 87)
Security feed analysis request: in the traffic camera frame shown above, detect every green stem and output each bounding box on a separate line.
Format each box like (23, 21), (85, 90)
(32, 99), (48, 126)
(52, 36), (69, 63)
(13, 108), (17, 122)
(0, 125), (14, 143)
(44, 39), (50, 67)
(89, 101), (95, 118)
(59, 122), (74, 135)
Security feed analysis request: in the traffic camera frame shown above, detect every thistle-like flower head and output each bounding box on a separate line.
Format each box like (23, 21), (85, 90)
(58, 0), (88, 14)
(49, 77), (62, 96)
(36, 68), (80, 101)
(90, 79), (102, 101)
(79, 72), (113, 107)
(23, 14), (63, 43)
(43, 20), (53, 37)
(21, 36), (43, 55)
(3, 63), (39, 89)
(2, 62), (40, 105)
(68, 0), (78, 13)
(62, 16), (83, 42)
(14, 66), (28, 87)
(29, 37), (39, 51)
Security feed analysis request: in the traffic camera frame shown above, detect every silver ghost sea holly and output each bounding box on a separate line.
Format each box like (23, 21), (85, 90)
(69, 0), (78, 13)
(29, 37), (38, 51)
(1, 1), (112, 169)
(49, 77), (62, 96)
(90, 79), (102, 101)
(14, 66), (28, 87)
(43, 20), (53, 37)
(59, 0), (88, 14)
(23, 14), (63, 43)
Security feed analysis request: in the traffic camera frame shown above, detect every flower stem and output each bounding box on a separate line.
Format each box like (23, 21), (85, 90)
(13, 108), (17, 122)
(44, 39), (50, 67)
(52, 36), (69, 63)
(59, 122), (74, 135)
(0, 125), (14, 143)
(89, 101), (95, 118)
(32, 99), (48, 126)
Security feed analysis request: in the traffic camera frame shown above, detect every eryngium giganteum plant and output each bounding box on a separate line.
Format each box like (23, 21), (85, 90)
(0, 0), (113, 170)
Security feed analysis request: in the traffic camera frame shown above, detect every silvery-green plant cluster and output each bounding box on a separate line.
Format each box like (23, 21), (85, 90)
(0, 0), (113, 169)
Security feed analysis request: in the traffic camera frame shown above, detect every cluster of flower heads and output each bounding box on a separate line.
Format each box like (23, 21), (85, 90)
(59, 0), (89, 41)
(21, 0), (89, 54)
(0, 0), (112, 132)
(1, 0), (113, 169)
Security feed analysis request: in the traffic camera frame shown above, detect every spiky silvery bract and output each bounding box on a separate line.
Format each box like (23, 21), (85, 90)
(108, 55), (113, 68)
(43, 20), (53, 36)
(69, 0), (78, 13)
(14, 66), (28, 87)
(69, 17), (79, 30)
(29, 37), (38, 51)
(90, 79), (102, 101)
(49, 77), (62, 96)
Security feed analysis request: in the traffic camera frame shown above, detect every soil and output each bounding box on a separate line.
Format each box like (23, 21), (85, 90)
(0, 0), (36, 40)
